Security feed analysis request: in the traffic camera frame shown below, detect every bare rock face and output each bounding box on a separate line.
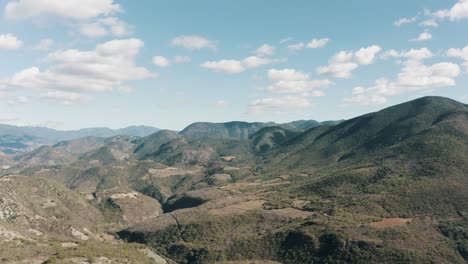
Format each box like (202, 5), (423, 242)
(94, 187), (163, 226)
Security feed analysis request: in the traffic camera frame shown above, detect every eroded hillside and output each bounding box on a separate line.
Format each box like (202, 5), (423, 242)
(0, 96), (467, 263)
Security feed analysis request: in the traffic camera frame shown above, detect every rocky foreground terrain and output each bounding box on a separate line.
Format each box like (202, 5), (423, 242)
(0, 96), (467, 263)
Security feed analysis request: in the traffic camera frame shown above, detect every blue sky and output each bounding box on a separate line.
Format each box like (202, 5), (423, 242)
(0, 0), (467, 130)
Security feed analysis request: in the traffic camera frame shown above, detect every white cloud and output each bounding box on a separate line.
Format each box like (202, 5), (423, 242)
(4, 0), (122, 20)
(287, 42), (305, 51)
(306, 38), (330, 48)
(248, 96), (311, 113)
(268, 68), (309, 82)
(411, 31), (432, 42)
(4, 38), (154, 93)
(447, 46), (468, 72)
(394, 16), (417, 26)
(243, 56), (279, 68)
(172, 35), (216, 50)
(201, 56), (281, 73)
(40, 91), (92, 105)
(80, 23), (107, 37)
(381, 48), (433, 61)
(287, 38), (330, 51)
(345, 48), (460, 105)
(255, 44), (275, 56)
(265, 69), (332, 94)
(201, 60), (244, 73)
(317, 62), (359, 78)
(248, 68), (330, 113)
(152, 56), (171, 67)
(80, 17), (131, 38)
(33, 38), (54, 51)
(433, 0), (468, 21)
(420, 19), (438, 27)
(100, 17), (130, 36)
(0, 34), (23, 50)
(354, 45), (383, 65)
(317, 45), (381, 78)
(152, 55), (191, 67)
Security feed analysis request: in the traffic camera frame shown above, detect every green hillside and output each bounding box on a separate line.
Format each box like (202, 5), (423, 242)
(1, 96), (467, 263)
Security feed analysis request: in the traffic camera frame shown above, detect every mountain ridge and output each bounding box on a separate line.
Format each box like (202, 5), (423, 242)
(0, 124), (160, 155)
(1, 96), (467, 263)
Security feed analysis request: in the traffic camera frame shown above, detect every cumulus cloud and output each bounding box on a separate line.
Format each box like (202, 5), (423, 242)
(420, 19), (438, 27)
(0, 34), (23, 50)
(401, 1), (467, 28)
(317, 45), (381, 78)
(447, 46), (468, 72)
(317, 62), (359, 78)
(306, 38), (330, 48)
(265, 68), (332, 94)
(4, 0), (122, 20)
(394, 16), (417, 26)
(201, 56), (282, 74)
(79, 17), (131, 37)
(433, 0), (468, 21)
(33, 38), (54, 51)
(3, 38), (154, 93)
(411, 31), (432, 42)
(152, 55), (190, 67)
(201, 60), (245, 73)
(79, 23), (107, 37)
(354, 45), (383, 65)
(247, 68), (330, 113)
(287, 42), (305, 51)
(381, 48), (433, 61)
(243, 56), (280, 68)
(248, 96), (312, 113)
(345, 48), (460, 105)
(172, 35), (216, 50)
(287, 38), (330, 51)
(268, 68), (309, 82)
(152, 56), (171, 67)
(255, 44), (275, 56)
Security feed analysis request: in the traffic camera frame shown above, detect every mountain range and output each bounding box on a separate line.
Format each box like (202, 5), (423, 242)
(0, 119), (342, 156)
(0, 125), (160, 155)
(0, 96), (466, 263)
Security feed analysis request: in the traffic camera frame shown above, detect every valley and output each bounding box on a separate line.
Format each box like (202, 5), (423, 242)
(0, 96), (466, 263)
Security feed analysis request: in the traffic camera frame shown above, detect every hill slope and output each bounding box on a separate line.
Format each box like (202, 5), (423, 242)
(2, 96), (467, 263)
(250, 126), (302, 153)
(266, 96), (468, 171)
(179, 120), (343, 140)
(180, 121), (277, 140)
(119, 96), (468, 263)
